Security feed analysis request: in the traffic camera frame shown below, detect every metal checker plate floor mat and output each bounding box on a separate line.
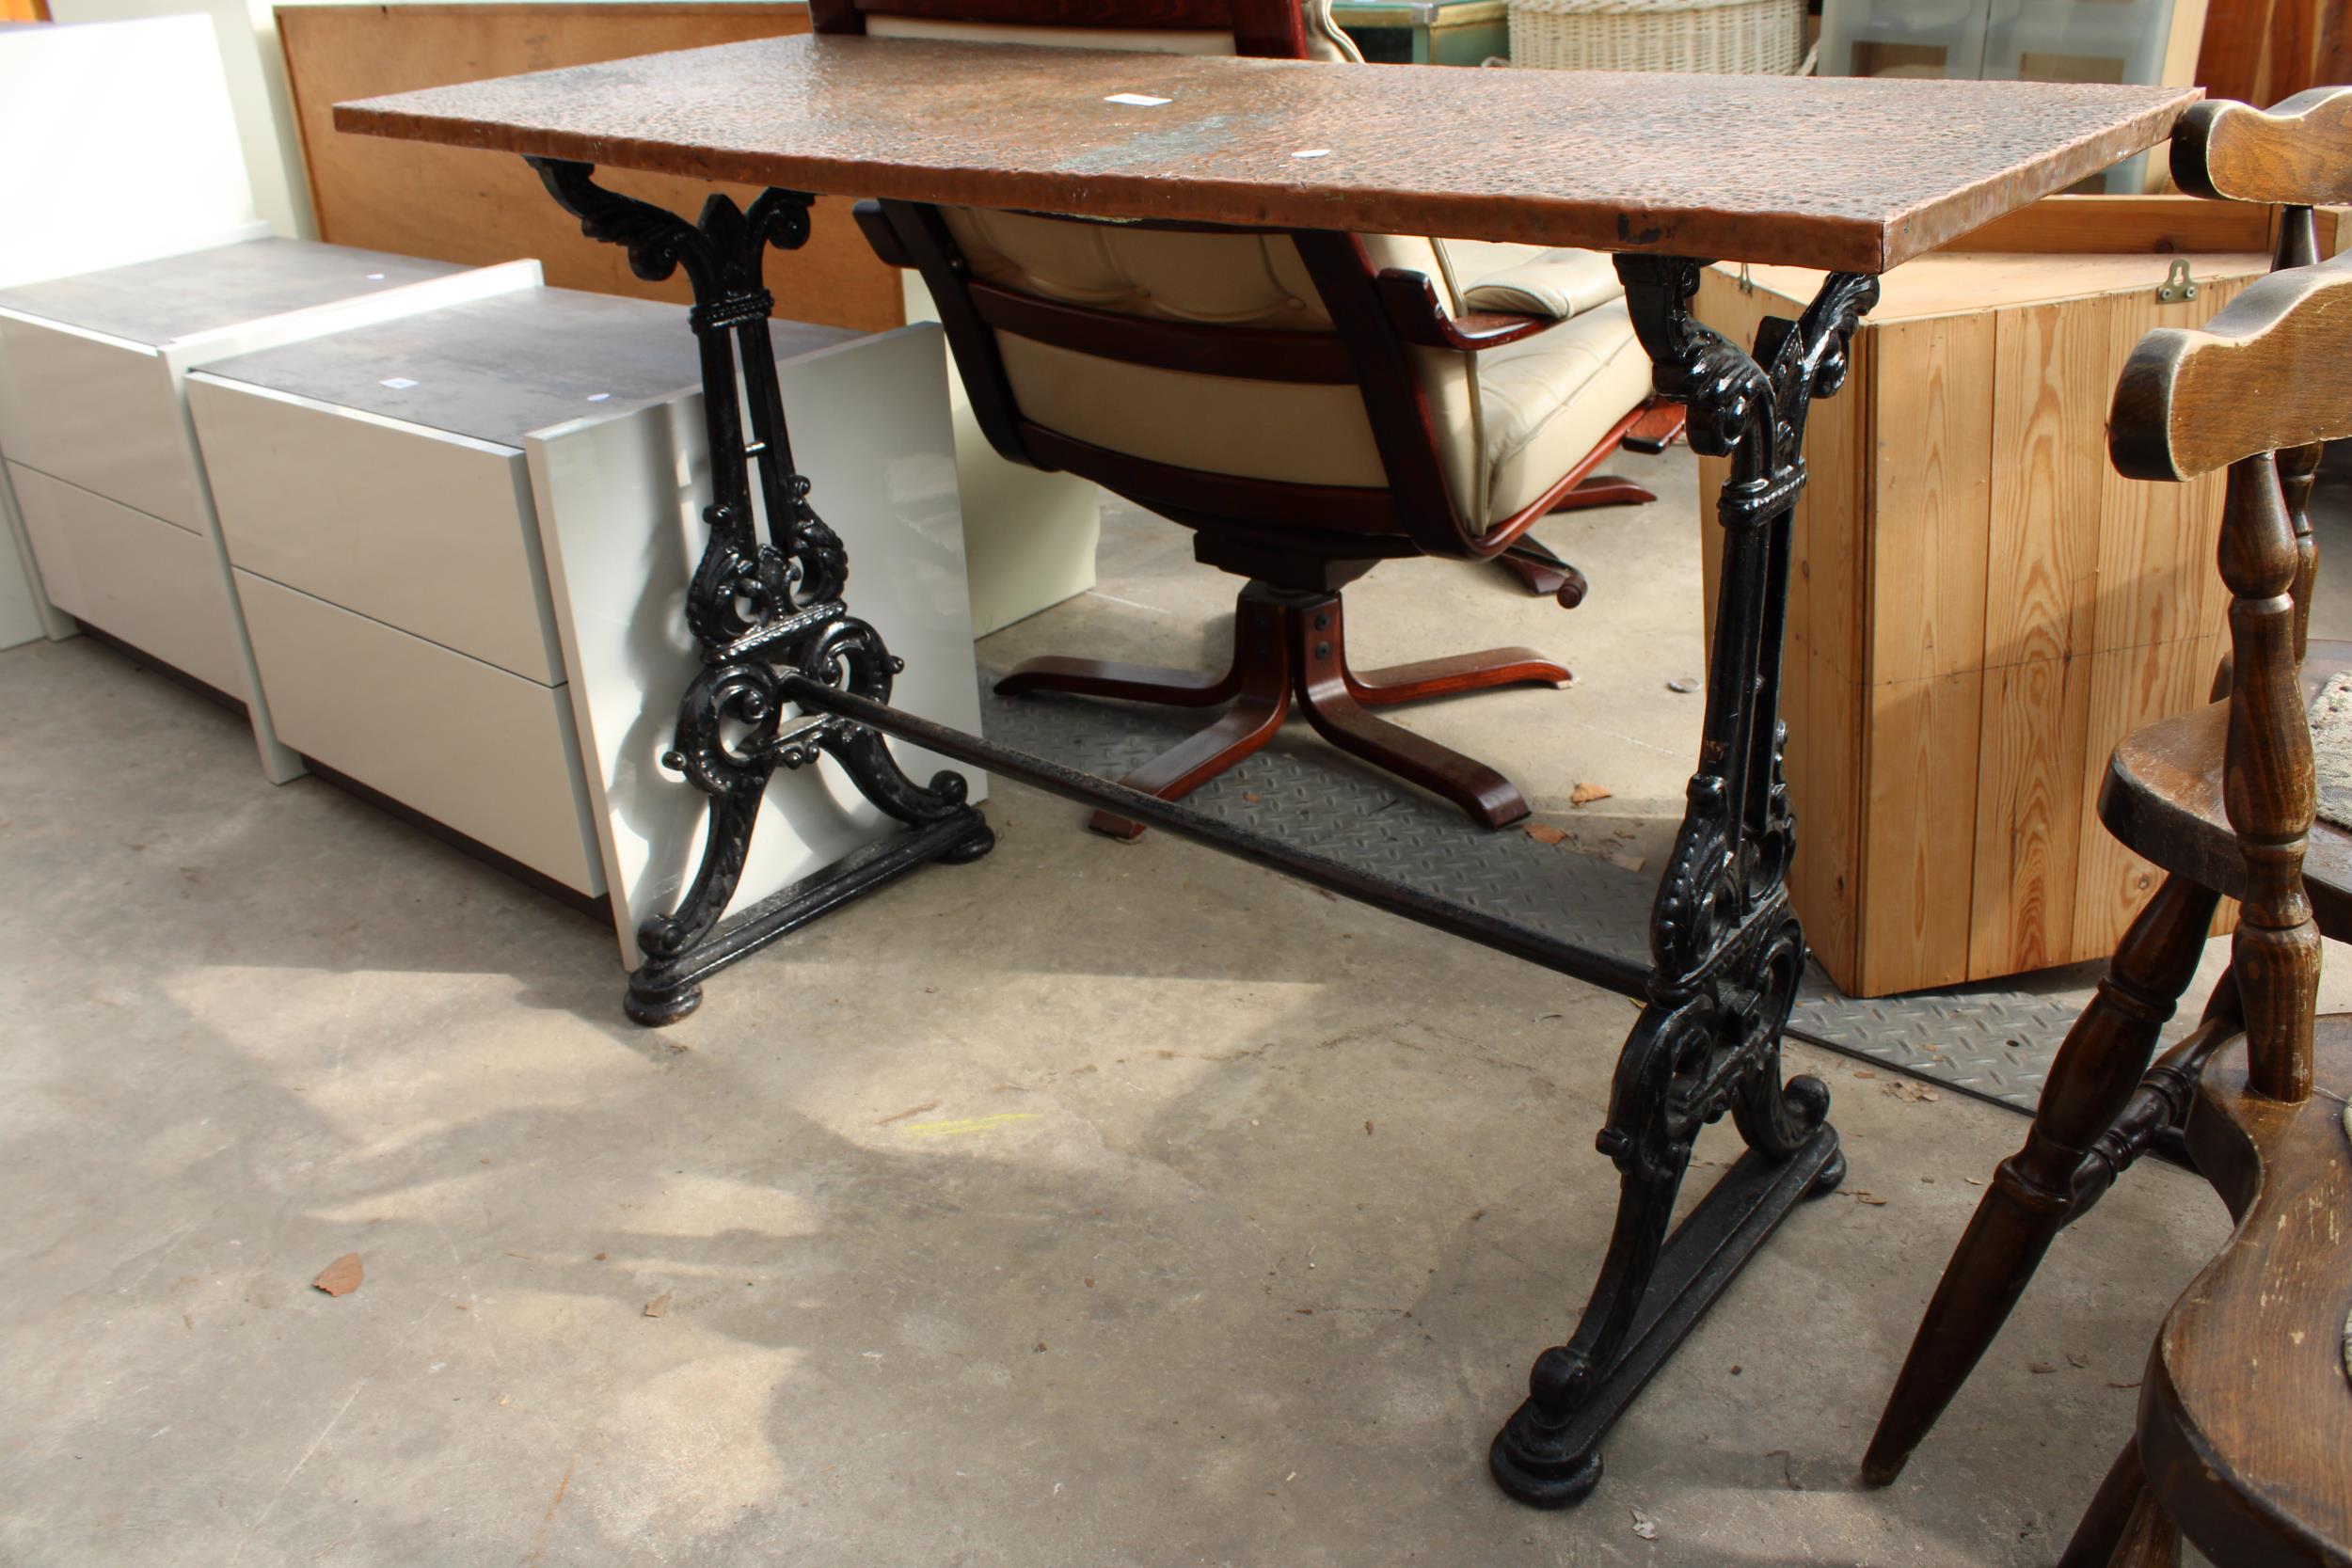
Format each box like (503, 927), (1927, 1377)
(977, 682), (2185, 1116)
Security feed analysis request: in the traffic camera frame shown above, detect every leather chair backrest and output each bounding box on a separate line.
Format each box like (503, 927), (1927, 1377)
(829, 0), (1493, 534)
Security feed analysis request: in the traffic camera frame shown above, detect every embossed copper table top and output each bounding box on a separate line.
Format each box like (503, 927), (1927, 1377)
(334, 34), (2198, 273)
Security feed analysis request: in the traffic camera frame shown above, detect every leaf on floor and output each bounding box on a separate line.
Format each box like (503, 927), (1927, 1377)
(1630, 1508), (1659, 1540)
(1569, 782), (1613, 807)
(1851, 1191), (1888, 1206)
(311, 1253), (364, 1297)
(1524, 823), (1569, 846)
(2029, 1361), (2058, 1374)
(1883, 1081), (1941, 1103)
(644, 1291), (673, 1319)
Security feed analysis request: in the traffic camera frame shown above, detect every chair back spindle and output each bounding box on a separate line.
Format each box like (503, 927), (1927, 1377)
(2174, 86), (2352, 660)
(2112, 247), (2352, 1101)
(2215, 451), (2321, 1102)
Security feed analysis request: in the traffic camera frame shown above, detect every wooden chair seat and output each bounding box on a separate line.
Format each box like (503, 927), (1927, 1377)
(2126, 1018), (2352, 1567)
(2102, 642), (2352, 939)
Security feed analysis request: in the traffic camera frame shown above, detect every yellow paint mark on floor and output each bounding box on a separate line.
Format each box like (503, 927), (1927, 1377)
(899, 1113), (1041, 1139)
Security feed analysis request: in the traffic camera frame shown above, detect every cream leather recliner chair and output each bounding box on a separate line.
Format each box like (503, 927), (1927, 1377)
(834, 0), (1681, 834)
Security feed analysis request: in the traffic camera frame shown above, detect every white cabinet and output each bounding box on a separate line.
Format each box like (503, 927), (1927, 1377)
(191, 286), (988, 953)
(0, 238), (531, 775)
(0, 13), (267, 654)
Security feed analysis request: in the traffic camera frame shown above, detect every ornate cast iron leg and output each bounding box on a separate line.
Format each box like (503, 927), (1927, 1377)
(532, 160), (993, 1026)
(1489, 257), (1876, 1507)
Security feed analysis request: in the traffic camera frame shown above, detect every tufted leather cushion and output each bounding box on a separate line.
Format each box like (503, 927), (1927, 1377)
(1458, 246), (1626, 322)
(1477, 300), (1653, 519)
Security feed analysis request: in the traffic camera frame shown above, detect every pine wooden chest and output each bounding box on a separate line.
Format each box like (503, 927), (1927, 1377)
(1695, 198), (2314, 994)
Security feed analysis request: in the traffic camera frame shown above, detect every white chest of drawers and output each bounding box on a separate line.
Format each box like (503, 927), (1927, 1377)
(188, 285), (987, 958)
(0, 238), (523, 774)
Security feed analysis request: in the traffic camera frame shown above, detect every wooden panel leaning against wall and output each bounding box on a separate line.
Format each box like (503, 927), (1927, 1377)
(2194, 0), (2352, 114)
(277, 4), (905, 333)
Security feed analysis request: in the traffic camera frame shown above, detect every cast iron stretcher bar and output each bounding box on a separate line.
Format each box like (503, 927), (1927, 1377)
(335, 39), (2196, 1510)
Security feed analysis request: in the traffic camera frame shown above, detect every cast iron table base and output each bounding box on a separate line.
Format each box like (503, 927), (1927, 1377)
(532, 158), (1871, 1508)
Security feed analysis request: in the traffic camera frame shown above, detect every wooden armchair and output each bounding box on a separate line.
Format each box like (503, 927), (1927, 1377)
(833, 0), (1683, 835)
(1858, 89), (2352, 1565)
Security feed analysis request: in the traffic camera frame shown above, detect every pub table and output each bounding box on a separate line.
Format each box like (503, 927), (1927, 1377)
(336, 39), (2195, 1508)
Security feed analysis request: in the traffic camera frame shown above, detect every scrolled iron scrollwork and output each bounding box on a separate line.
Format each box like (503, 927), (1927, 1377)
(533, 158), (811, 304)
(530, 161), (989, 1023)
(1489, 258), (1864, 1509)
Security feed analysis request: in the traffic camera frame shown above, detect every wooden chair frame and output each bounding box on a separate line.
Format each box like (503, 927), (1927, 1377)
(859, 202), (1677, 566)
(1863, 87), (2352, 1568)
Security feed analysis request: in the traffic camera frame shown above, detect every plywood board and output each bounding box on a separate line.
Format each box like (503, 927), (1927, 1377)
(278, 4), (904, 333)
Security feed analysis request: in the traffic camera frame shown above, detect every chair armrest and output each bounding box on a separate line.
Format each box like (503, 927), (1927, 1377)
(1621, 401), (1687, 454)
(852, 199), (913, 267)
(1375, 268), (1556, 351)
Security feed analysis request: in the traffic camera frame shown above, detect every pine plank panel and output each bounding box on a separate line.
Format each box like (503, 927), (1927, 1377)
(278, 5), (905, 333)
(1969, 648), (2096, 978)
(2091, 276), (2250, 654)
(1867, 312), (1994, 686)
(2071, 629), (2232, 960)
(1983, 296), (2119, 670)
(1857, 669), (1985, 993)
(1783, 325), (1868, 981)
(1787, 638), (1867, 983)
(1789, 313), (1867, 676)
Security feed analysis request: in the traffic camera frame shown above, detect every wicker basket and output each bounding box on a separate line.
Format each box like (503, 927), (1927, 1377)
(1508, 0), (1808, 74)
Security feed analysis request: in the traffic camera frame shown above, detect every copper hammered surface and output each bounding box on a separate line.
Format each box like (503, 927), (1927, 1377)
(333, 34), (2198, 272)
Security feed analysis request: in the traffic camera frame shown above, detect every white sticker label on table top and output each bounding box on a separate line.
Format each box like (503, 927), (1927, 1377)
(1104, 92), (1171, 106)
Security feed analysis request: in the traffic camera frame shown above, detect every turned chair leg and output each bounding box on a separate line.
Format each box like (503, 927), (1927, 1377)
(1861, 874), (2222, 1486)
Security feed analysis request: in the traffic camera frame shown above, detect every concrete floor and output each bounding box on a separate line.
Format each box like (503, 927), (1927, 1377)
(0, 445), (2287, 1566)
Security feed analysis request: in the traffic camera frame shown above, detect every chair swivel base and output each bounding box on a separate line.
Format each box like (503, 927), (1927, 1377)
(994, 580), (1568, 838)
(1492, 473), (1658, 599)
